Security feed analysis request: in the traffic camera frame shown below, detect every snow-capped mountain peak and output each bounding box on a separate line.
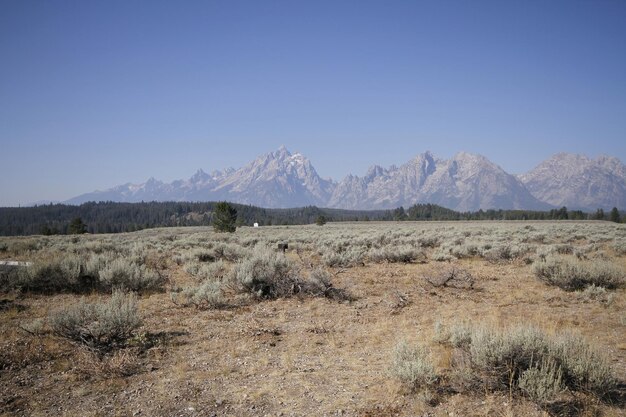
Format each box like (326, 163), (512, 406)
(65, 147), (624, 211)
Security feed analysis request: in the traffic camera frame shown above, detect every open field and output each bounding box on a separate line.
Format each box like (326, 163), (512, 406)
(1, 221), (625, 416)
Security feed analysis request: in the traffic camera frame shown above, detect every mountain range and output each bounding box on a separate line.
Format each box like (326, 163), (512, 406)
(65, 146), (626, 211)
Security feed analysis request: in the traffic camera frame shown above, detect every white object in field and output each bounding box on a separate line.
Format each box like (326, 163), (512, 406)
(0, 260), (32, 266)
(253, 223), (259, 227)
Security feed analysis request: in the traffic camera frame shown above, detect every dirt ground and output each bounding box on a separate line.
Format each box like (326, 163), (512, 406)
(1, 226), (625, 417)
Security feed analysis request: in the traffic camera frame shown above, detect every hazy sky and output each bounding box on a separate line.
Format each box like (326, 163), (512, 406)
(1, 1), (625, 206)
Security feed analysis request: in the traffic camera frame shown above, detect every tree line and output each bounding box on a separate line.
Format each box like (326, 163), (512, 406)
(0, 201), (621, 236)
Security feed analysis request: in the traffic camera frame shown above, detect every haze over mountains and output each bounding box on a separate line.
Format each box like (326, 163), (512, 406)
(65, 146), (626, 212)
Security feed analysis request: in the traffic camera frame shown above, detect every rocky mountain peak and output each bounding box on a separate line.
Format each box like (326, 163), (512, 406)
(519, 153), (626, 210)
(273, 145), (292, 159)
(64, 148), (624, 212)
(190, 169), (210, 183)
(365, 165), (386, 181)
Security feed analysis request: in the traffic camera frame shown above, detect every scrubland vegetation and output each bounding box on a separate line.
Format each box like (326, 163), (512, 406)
(1, 221), (625, 416)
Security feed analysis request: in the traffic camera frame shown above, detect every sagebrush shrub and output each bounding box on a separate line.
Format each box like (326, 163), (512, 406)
(577, 284), (614, 304)
(556, 333), (616, 395)
(50, 290), (142, 352)
(431, 248), (454, 262)
(443, 323), (616, 398)
(233, 248), (349, 300)
(322, 247), (365, 267)
(534, 255), (625, 290)
(12, 255), (85, 292)
(185, 259), (229, 282)
(98, 258), (163, 291)
(233, 247), (295, 298)
(302, 267), (352, 301)
(518, 358), (564, 403)
(391, 341), (437, 390)
(368, 245), (424, 263)
(186, 243), (247, 263)
(171, 280), (226, 309)
(2, 251), (163, 293)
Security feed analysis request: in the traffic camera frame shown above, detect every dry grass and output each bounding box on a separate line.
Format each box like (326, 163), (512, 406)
(0, 221), (625, 416)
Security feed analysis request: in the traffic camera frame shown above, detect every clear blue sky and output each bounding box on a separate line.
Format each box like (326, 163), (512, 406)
(1, 0), (625, 206)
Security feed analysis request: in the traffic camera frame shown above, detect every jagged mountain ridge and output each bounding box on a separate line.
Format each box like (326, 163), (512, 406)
(328, 151), (548, 211)
(67, 146), (335, 208)
(518, 153), (626, 210)
(65, 147), (625, 211)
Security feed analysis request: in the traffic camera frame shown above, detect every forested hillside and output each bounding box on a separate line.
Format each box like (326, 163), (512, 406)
(0, 201), (618, 236)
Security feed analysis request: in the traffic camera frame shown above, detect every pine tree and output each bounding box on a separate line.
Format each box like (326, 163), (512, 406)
(393, 207), (406, 221)
(212, 202), (237, 233)
(315, 215), (327, 226)
(67, 217), (87, 234)
(595, 208), (605, 220)
(609, 207), (621, 223)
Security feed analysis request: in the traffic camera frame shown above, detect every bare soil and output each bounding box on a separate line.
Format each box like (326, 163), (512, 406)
(1, 230), (625, 417)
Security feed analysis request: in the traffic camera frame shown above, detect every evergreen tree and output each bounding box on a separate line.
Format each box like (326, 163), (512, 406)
(393, 207), (406, 221)
(315, 215), (327, 226)
(67, 217), (87, 234)
(610, 207), (621, 223)
(212, 202), (237, 233)
(568, 210), (586, 220)
(594, 208), (605, 220)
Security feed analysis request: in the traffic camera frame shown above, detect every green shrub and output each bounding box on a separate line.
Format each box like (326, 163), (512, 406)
(185, 259), (229, 282)
(450, 243), (480, 259)
(11, 255), (87, 293)
(431, 248), (454, 262)
(448, 322), (472, 348)
(518, 358), (564, 404)
(171, 280), (226, 309)
(50, 290), (142, 353)
(84, 253), (112, 277)
(577, 284), (614, 304)
(482, 244), (529, 262)
(534, 255), (625, 290)
(322, 247), (365, 267)
(417, 236), (440, 248)
(302, 267), (353, 301)
(445, 323), (616, 398)
(233, 249), (349, 300)
(368, 245), (424, 263)
(233, 247), (295, 298)
(556, 333), (616, 395)
(187, 243), (247, 263)
(391, 340), (438, 390)
(612, 239), (626, 255)
(183, 260), (202, 277)
(98, 258), (163, 291)
(2, 252), (163, 293)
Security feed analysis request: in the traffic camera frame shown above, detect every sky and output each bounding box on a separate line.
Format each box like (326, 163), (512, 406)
(1, 0), (625, 206)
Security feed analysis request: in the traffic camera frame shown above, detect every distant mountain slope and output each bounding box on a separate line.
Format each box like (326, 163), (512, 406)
(66, 146), (335, 208)
(65, 147), (624, 211)
(329, 151), (548, 211)
(518, 153), (626, 210)
(209, 146), (335, 207)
